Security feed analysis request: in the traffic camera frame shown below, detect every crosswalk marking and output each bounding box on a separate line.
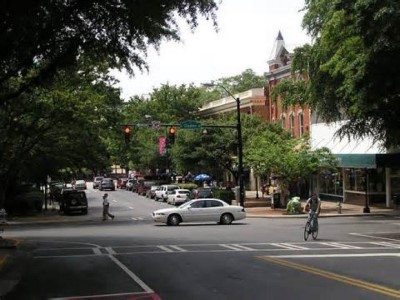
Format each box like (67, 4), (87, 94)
(33, 240), (400, 258)
(370, 241), (400, 248)
(270, 243), (308, 250)
(321, 242), (362, 249)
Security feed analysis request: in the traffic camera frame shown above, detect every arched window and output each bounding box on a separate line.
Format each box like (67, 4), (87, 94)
(290, 114), (295, 137)
(281, 115), (286, 129)
(298, 112), (304, 137)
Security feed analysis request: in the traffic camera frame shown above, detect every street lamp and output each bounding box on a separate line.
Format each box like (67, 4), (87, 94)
(203, 83), (245, 207)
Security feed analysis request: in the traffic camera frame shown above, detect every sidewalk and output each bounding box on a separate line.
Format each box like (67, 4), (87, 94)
(244, 190), (400, 218)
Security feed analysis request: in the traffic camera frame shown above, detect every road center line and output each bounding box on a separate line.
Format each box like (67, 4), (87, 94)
(258, 256), (400, 298)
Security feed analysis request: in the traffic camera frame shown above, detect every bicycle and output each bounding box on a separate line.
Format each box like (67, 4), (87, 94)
(304, 210), (318, 241)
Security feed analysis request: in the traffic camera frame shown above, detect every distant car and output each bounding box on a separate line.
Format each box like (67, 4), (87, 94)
(155, 184), (179, 202)
(167, 189), (191, 206)
(117, 178), (128, 189)
(137, 181), (156, 196)
(74, 180), (87, 190)
(126, 179), (136, 191)
(193, 187), (214, 199)
(146, 185), (160, 199)
(99, 178), (115, 191)
(60, 190), (88, 215)
(152, 198), (246, 226)
(93, 176), (104, 189)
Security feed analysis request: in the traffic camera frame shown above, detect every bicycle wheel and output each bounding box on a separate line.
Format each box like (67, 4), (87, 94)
(312, 224), (319, 240)
(304, 221), (310, 241)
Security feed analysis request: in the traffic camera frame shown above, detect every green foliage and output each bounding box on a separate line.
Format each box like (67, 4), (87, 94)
(286, 196), (302, 214)
(213, 189), (234, 205)
(296, 0), (400, 148)
(0, 1), (218, 104)
(206, 69), (266, 99)
(6, 190), (44, 215)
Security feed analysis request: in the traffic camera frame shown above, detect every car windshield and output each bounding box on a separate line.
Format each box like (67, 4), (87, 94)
(94, 177), (103, 181)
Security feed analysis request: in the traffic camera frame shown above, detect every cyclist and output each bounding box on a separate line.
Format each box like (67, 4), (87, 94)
(304, 193), (321, 233)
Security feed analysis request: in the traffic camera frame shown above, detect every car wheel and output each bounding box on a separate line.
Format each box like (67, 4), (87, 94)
(220, 213), (233, 225)
(167, 214), (181, 226)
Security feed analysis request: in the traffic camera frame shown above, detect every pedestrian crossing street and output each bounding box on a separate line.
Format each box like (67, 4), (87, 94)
(33, 240), (400, 258)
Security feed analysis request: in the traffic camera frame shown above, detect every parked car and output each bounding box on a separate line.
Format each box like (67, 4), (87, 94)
(60, 190), (88, 215)
(131, 180), (142, 193)
(192, 187), (214, 199)
(146, 185), (160, 199)
(117, 178), (128, 189)
(93, 176), (104, 189)
(99, 178), (115, 191)
(137, 181), (156, 196)
(152, 198), (246, 226)
(74, 179), (87, 190)
(155, 184), (179, 202)
(167, 189), (191, 206)
(126, 179), (136, 191)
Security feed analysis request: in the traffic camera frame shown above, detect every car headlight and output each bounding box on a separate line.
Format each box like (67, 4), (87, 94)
(153, 212), (165, 216)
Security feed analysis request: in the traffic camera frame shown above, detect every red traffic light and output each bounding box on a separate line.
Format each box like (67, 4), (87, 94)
(124, 126), (131, 134)
(169, 127), (176, 135)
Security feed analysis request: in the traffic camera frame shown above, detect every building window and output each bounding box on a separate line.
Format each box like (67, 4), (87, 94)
(298, 112), (304, 137)
(290, 114), (295, 137)
(281, 116), (286, 129)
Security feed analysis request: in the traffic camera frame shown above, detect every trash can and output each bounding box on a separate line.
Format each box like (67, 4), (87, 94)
(273, 193), (281, 208)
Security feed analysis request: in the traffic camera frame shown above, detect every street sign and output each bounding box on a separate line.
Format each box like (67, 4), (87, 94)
(180, 120), (202, 129)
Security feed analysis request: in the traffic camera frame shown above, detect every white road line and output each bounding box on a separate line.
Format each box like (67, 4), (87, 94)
(220, 244), (244, 251)
(157, 245), (174, 252)
(107, 254), (154, 293)
(232, 244), (256, 251)
(265, 253), (400, 259)
(105, 247), (116, 255)
(92, 248), (102, 255)
(350, 232), (400, 242)
(169, 245), (187, 252)
(370, 241), (400, 248)
(282, 243), (309, 250)
(321, 242), (361, 249)
(270, 243), (303, 250)
(50, 291), (154, 300)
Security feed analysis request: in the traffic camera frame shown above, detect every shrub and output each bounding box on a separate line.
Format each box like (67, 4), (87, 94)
(286, 196), (302, 214)
(179, 183), (198, 190)
(213, 189), (234, 205)
(6, 189), (44, 215)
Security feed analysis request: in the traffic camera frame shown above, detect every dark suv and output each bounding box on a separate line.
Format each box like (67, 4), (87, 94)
(60, 190), (88, 215)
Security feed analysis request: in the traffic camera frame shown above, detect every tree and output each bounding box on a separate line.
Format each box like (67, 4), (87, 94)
(0, 0), (218, 104)
(207, 69), (266, 97)
(288, 0), (400, 148)
(244, 122), (337, 204)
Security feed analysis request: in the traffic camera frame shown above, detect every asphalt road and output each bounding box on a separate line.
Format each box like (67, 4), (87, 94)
(3, 187), (400, 300)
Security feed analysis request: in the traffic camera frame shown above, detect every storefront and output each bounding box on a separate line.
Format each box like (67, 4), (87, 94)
(315, 153), (400, 207)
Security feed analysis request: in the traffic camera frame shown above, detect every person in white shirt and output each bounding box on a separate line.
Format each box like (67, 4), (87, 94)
(102, 193), (115, 221)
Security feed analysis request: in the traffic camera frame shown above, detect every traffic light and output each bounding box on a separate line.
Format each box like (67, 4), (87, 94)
(124, 126), (131, 144)
(168, 127), (176, 145)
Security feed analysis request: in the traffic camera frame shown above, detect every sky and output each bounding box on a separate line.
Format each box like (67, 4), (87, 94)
(112, 0), (311, 100)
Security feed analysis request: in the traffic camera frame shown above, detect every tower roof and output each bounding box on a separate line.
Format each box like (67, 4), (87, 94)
(268, 31), (289, 61)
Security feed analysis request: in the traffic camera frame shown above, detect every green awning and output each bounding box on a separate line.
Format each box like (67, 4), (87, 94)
(335, 154), (376, 168)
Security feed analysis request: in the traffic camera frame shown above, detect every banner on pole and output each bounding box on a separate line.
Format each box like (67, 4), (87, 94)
(159, 137), (166, 155)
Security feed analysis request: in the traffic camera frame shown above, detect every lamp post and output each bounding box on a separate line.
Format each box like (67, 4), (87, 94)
(203, 83), (245, 207)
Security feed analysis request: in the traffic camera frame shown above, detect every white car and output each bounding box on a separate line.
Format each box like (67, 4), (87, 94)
(152, 198), (246, 226)
(74, 180), (87, 190)
(166, 189), (191, 206)
(155, 184), (179, 202)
